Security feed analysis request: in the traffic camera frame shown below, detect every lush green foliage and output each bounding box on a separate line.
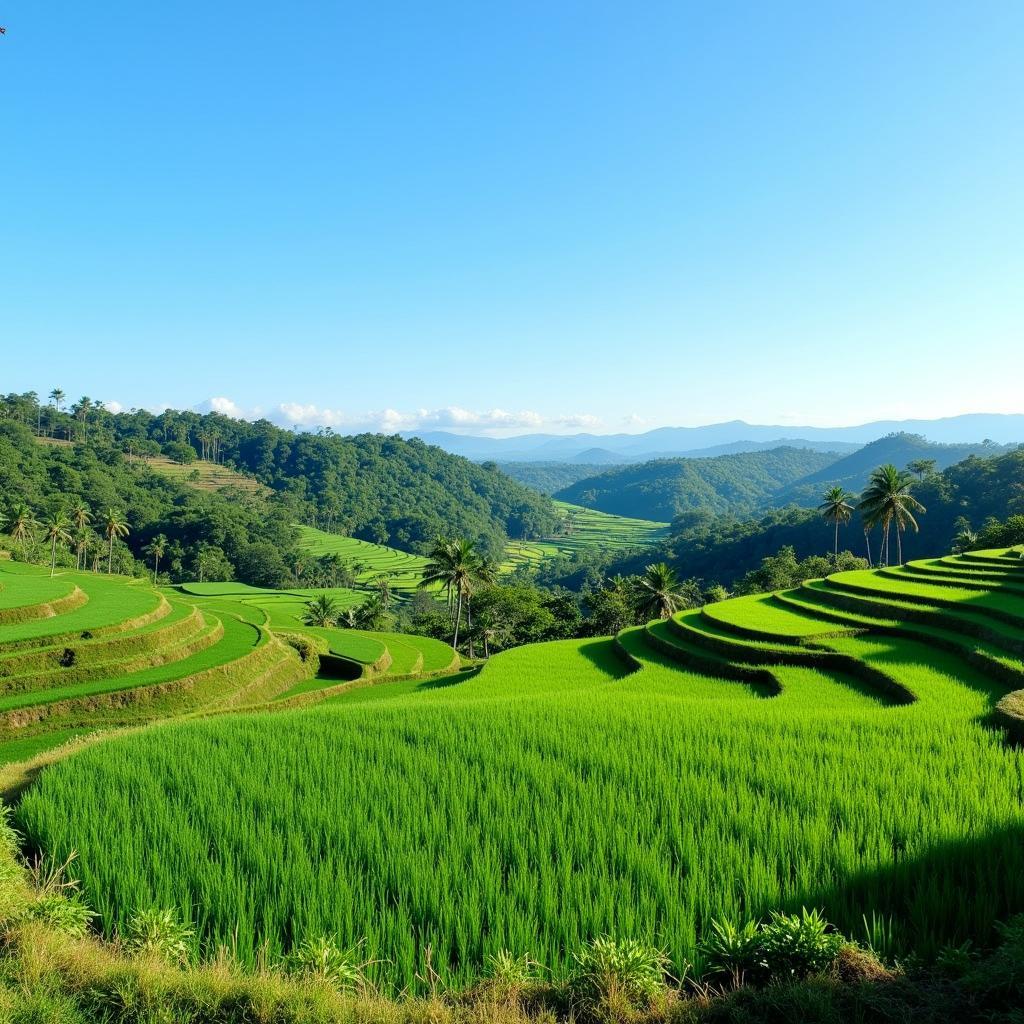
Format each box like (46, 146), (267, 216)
(555, 447), (837, 521)
(18, 553), (1024, 997)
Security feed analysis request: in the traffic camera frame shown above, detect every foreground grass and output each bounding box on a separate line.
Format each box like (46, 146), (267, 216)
(19, 633), (1024, 992)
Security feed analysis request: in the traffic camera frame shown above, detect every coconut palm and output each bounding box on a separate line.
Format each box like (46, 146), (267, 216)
(68, 501), (92, 569)
(818, 486), (855, 560)
(633, 562), (688, 620)
(7, 502), (38, 555)
(43, 509), (72, 576)
(103, 508), (130, 574)
(48, 388), (64, 414)
(74, 396), (93, 441)
(419, 537), (481, 649)
(303, 593), (339, 627)
(373, 575), (393, 610)
(146, 534), (168, 582)
(858, 464), (926, 566)
(465, 556), (499, 657)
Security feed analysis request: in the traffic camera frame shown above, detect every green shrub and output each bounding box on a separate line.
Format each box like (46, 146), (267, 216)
(288, 935), (367, 992)
(758, 908), (844, 979)
(486, 950), (540, 987)
(25, 890), (95, 937)
(699, 918), (764, 988)
(569, 936), (669, 1011)
(123, 907), (194, 964)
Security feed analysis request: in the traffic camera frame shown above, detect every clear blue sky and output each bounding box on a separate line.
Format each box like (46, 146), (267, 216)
(2, 1), (1022, 434)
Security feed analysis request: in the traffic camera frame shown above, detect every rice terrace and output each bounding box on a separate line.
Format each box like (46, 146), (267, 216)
(5, 3), (1024, 1021)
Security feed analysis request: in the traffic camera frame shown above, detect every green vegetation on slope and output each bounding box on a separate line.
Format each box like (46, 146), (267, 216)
(554, 447), (838, 521)
(17, 551), (1024, 995)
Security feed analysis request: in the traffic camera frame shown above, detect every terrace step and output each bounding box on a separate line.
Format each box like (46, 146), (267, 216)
(0, 584), (87, 625)
(0, 602), (203, 678)
(639, 618), (781, 696)
(0, 606), (213, 696)
(670, 611), (913, 704)
(775, 588), (1024, 691)
(827, 572), (1024, 630)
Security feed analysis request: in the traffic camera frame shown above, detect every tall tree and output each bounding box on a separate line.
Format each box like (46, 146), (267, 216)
(147, 534), (168, 582)
(103, 508), (130, 574)
(7, 502), (38, 556)
(419, 537), (481, 650)
(69, 501), (92, 570)
(858, 464), (926, 566)
(907, 458), (937, 480)
(633, 562), (689, 620)
(43, 509), (72, 576)
(817, 486), (855, 559)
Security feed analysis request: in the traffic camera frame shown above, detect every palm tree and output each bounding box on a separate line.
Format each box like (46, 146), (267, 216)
(74, 396), (93, 441)
(465, 556), (499, 657)
(633, 562), (688, 620)
(48, 388), (64, 414)
(953, 525), (978, 555)
(818, 486), (855, 560)
(103, 508), (130, 574)
(73, 527), (93, 573)
(69, 501), (92, 569)
(43, 509), (72, 576)
(147, 534), (168, 582)
(303, 593), (339, 627)
(858, 464), (926, 566)
(373, 575), (393, 610)
(419, 537), (481, 650)
(7, 502), (38, 555)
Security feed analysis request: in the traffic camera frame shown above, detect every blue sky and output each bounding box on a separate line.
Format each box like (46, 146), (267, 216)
(2, 1), (1022, 435)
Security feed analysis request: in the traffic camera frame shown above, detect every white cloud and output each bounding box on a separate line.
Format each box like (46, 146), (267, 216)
(195, 396), (246, 419)
(103, 400), (125, 415)
(195, 398), (598, 436)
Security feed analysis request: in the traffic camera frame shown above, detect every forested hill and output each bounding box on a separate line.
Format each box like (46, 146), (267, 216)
(554, 447), (839, 521)
(778, 432), (1010, 504)
(602, 444), (1024, 587)
(0, 394), (559, 560)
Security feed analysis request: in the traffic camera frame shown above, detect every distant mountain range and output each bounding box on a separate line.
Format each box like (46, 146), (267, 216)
(407, 413), (1024, 464)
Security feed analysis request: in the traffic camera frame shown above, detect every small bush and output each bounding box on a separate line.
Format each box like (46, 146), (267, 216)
(699, 917), (764, 988)
(25, 891), (95, 937)
(759, 908), (844, 979)
(569, 936), (669, 1012)
(123, 907), (194, 964)
(288, 934), (367, 992)
(486, 949), (540, 987)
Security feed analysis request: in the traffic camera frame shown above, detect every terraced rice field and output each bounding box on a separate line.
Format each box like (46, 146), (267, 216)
(177, 581), (456, 685)
(16, 550), (1024, 993)
(0, 563), (311, 765)
(296, 527), (430, 595)
(501, 500), (668, 573)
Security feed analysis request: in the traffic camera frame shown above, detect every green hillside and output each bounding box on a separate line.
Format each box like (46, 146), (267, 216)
(501, 501), (668, 573)
(16, 548), (1024, 993)
(555, 447), (839, 521)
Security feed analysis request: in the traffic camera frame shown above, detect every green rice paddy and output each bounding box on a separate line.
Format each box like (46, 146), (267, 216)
(15, 550), (1024, 994)
(501, 501), (669, 573)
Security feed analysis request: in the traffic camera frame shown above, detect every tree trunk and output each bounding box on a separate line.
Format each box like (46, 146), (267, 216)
(896, 526), (903, 566)
(108, 534), (114, 574)
(50, 536), (57, 576)
(452, 590), (463, 650)
(467, 597), (474, 658)
(864, 531), (872, 566)
(834, 519), (839, 559)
